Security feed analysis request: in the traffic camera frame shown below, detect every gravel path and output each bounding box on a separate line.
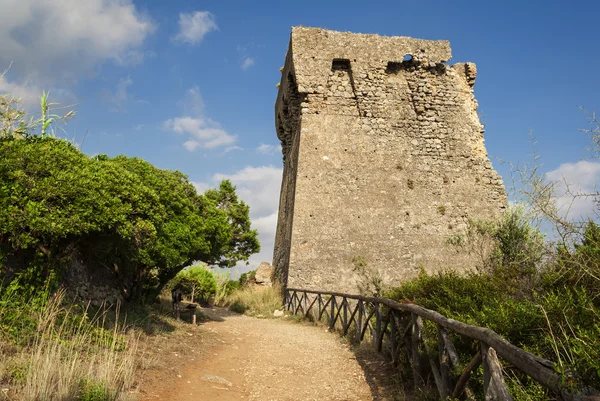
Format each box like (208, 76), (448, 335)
(140, 307), (396, 400)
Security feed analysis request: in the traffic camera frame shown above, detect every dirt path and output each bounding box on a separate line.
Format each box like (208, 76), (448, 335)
(139, 307), (399, 401)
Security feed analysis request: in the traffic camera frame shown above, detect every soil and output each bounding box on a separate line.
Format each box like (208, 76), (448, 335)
(138, 306), (402, 401)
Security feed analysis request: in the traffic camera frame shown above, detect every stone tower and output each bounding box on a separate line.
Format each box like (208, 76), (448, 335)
(273, 27), (507, 293)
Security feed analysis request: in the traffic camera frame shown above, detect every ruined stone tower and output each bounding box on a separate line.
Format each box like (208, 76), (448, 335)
(273, 27), (507, 293)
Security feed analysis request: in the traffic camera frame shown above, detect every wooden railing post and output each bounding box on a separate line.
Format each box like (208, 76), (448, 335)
(283, 288), (592, 401)
(342, 298), (348, 333)
(356, 300), (363, 338)
(389, 311), (397, 366)
(481, 343), (513, 401)
(374, 303), (382, 351)
(437, 325), (453, 399)
(317, 294), (322, 321)
(453, 351), (482, 400)
(329, 296), (336, 329)
(411, 313), (424, 388)
(303, 291), (308, 315)
(292, 291), (297, 313)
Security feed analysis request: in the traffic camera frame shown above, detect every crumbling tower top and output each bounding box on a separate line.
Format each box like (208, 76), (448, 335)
(279, 27), (451, 99)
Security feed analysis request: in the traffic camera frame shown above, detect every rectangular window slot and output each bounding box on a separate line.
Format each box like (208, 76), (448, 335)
(332, 59), (351, 71)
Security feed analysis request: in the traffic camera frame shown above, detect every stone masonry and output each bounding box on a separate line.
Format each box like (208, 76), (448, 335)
(273, 27), (507, 293)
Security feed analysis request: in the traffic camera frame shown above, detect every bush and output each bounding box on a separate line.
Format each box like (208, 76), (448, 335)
(387, 209), (600, 397)
(213, 270), (240, 305)
(239, 270), (256, 287)
(79, 380), (113, 401)
(168, 265), (216, 305)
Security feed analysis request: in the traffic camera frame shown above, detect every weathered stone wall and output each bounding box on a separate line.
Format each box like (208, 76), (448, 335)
(274, 27), (507, 293)
(63, 258), (123, 307)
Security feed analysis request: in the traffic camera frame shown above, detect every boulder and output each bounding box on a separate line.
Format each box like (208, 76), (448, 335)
(254, 262), (274, 287)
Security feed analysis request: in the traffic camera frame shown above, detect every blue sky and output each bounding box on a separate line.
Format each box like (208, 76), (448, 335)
(1, 0), (599, 271)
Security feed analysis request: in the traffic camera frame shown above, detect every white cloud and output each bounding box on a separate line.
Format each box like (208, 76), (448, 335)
(224, 146), (243, 153)
(214, 166), (283, 217)
(257, 143), (282, 155)
(0, 75), (43, 107)
(0, 0), (154, 86)
(197, 166), (283, 269)
(545, 160), (600, 221)
(241, 57), (255, 70)
(174, 11), (218, 45)
(164, 86), (236, 150)
(0, 73), (77, 111)
(192, 181), (211, 194)
(165, 117), (236, 149)
(184, 139), (201, 151)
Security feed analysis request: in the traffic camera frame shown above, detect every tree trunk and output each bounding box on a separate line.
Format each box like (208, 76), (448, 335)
(143, 267), (184, 303)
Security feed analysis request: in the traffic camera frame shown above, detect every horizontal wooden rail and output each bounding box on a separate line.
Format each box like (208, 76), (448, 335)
(284, 287), (599, 401)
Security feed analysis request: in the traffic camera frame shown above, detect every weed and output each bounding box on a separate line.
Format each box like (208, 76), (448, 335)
(1, 289), (138, 400)
(222, 285), (283, 317)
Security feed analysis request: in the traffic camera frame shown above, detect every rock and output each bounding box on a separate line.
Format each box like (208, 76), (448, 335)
(200, 374), (233, 387)
(254, 262), (274, 287)
(273, 309), (284, 317)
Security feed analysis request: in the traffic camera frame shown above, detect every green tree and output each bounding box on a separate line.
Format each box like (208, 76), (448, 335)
(168, 265), (217, 305)
(0, 96), (260, 303)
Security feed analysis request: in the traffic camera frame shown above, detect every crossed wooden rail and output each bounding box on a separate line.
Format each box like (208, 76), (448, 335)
(284, 288), (597, 401)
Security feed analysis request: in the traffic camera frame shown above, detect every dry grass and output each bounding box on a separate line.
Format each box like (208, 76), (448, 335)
(222, 285), (283, 317)
(2, 291), (139, 401)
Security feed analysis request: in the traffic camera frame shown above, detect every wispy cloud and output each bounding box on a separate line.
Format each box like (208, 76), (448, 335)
(0, 72), (77, 111)
(0, 74), (44, 108)
(256, 143), (282, 155)
(241, 57), (255, 71)
(224, 146), (243, 153)
(164, 86), (236, 150)
(173, 11), (218, 45)
(545, 160), (600, 221)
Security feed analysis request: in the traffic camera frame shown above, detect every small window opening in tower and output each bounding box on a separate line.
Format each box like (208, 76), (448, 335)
(331, 59), (351, 71)
(386, 61), (402, 74)
(403, 54), (413, 62)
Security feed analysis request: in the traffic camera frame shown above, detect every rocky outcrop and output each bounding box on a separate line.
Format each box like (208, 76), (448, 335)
(254, 262), (275, 287)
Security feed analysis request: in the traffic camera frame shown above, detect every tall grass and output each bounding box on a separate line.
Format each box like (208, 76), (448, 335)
(1, 290), (138, 401)
(222, 285), (283, 317)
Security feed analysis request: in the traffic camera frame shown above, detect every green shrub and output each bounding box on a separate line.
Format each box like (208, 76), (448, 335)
(387, 208), (600, 398)
(213, 270), (240, 305)
(239, 270), (256, 287)
(168, 265), (216, 305)
(79, 380), (113, 401)
(0, 278), (51, 346)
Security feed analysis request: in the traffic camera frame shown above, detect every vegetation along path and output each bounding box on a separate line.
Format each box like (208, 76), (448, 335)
(140, 306), (399, 401)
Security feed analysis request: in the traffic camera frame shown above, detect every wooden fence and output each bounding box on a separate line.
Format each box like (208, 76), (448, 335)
(284, 288), (599, 401)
